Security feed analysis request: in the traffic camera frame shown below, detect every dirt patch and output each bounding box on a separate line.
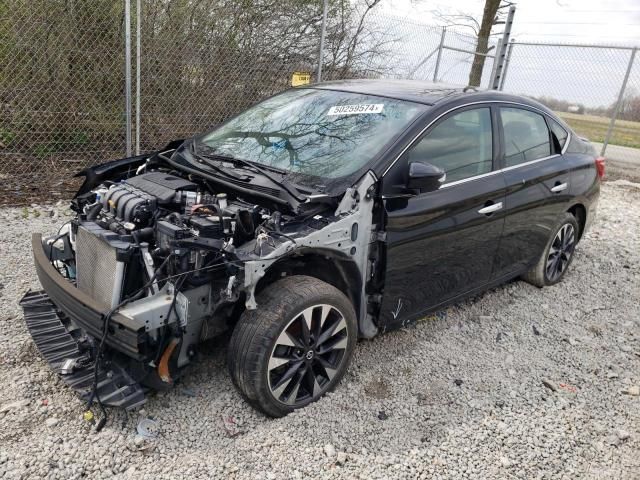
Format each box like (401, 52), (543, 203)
(364, 377), (393, 399)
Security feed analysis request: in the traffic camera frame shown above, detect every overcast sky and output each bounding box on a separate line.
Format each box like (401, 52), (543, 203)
(381, 0), (640, 45)
(371, 0), (639, 107)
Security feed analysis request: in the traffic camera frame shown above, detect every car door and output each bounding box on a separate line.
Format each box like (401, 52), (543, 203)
(378, 105), (506, 330)
(491, 105), (573, 279)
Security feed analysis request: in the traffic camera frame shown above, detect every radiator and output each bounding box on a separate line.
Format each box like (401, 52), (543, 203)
(76, 226), (125, 309)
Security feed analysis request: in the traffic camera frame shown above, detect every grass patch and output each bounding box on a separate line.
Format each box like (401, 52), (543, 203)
(556, 112), (640, 149)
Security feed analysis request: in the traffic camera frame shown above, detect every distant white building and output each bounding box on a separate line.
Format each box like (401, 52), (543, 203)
(567, 105), (585, 114)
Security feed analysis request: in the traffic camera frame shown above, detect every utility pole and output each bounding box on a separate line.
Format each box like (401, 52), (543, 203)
(499, 40), (514, 90)
(489, 4), (515, 90)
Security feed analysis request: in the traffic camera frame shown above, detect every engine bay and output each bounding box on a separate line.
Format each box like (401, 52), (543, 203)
(67, 168), (318, 305)
(42, 162), (352, 383)
(27, 147), (379, 413)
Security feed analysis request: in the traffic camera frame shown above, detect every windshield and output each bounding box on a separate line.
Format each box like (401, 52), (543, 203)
(197, 88), (426, 180)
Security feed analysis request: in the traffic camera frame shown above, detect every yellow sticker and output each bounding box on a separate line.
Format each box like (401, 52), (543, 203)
(291, 71), (311, 87)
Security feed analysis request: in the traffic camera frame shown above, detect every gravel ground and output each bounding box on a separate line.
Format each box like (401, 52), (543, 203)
(1, 181), (639, 479)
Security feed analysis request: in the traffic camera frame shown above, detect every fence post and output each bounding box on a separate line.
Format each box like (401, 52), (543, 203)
(498, 40), (514, 91)
(433, 27), (446, 83)
(601, 47), (637, 156)
(317, 0), (329, 82)
(124, 0), (132, 157)
(135, 0), (141, 155)
(408, 47), (440, 79)
(489, 5), (515, 90)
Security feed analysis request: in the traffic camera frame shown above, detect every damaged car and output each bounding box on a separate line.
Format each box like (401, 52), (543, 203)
(20, 80), (602, 420)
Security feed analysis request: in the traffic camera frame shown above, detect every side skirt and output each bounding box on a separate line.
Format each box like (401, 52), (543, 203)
(379, 268), (530, 333)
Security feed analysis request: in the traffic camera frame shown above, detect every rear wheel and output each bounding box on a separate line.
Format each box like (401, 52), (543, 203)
(522, 212), (579, 287)
(227, 275), (357, 417)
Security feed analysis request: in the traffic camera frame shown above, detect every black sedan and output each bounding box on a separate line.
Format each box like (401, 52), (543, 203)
(22, 79), (602, 418)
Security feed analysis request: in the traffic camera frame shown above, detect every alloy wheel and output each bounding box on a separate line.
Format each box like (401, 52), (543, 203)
(546, 223), (576, 282)
(267, 304), (349, 406)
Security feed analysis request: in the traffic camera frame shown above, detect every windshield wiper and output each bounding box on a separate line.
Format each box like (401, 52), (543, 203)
(194, 146), (305, 201)
(188, 143), (251, 182)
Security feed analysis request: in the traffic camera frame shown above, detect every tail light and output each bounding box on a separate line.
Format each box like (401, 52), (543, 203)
(595, 157), (605, 179)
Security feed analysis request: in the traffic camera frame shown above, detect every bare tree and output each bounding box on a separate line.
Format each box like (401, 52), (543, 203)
(323, 0), (395, 79)
(0, 0), (392, 173)
(432, 0), (514, 86)
(467, 0), (500, 86)
(617, 87), (640, 121)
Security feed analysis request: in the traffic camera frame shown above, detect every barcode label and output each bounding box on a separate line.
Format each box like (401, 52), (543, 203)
(327, 104), (384, 115)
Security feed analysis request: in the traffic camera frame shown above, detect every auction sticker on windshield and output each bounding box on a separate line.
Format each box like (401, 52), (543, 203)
(327, 104), (384, 116)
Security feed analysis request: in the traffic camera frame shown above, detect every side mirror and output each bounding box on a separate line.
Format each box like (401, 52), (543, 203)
(407, 161), (446, 192)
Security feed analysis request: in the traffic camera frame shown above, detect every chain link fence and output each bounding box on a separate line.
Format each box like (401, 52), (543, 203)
(319, 11), (498, 88)
(1, 1), (638, 205)
(135, 2), (496, 153)
(500, 42), (640, 176)
(135, 0), (322, 154)
(0, 0), (129, 203)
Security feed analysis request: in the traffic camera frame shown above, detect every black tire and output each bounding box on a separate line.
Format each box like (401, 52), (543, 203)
(522, 212), (580, 288)
(227, 275), (357, 417)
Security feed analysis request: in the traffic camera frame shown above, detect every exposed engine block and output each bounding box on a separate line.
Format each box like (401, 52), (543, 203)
(97, 172), (198, 226)
(72, 168), (277, 312)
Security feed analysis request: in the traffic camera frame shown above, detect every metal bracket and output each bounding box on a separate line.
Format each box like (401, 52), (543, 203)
(240, 171), (380, 338)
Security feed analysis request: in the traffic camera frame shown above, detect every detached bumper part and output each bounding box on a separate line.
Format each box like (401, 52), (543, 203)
(20, 291), (146, 410)
(30, 233), (144, 359)
(24, 233), (147, 409)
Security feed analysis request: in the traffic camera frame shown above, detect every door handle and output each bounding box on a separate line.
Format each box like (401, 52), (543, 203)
(551, 182), (568, 193)
(478, 202), (503, 215)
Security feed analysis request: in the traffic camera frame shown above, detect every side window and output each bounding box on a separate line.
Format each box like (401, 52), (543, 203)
(405, 108), (493, 183)
(500, 107), (551, 167)
(548, 118), (569, 152)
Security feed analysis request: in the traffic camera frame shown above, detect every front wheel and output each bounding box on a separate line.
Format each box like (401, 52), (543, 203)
(227, 275), (357, 417)
(522, 212), (579, 287)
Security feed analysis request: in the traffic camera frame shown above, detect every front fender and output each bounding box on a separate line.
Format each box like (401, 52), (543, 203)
(240, 171), (380, 338)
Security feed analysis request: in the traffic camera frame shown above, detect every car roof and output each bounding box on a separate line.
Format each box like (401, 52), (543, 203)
(307, 79), (549, 112)
(308, 79), (476, 105)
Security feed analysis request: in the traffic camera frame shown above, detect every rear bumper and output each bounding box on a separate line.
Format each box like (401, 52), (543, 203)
(30, 233), (143, 359)
(20, 290), (146, 410)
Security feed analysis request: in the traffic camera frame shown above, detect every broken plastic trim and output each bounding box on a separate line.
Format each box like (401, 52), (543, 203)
(20, 290), (146, 410)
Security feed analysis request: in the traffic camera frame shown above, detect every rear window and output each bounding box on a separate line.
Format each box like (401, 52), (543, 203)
(548, 118), (569, 151)
(500, 107), (551, 167)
